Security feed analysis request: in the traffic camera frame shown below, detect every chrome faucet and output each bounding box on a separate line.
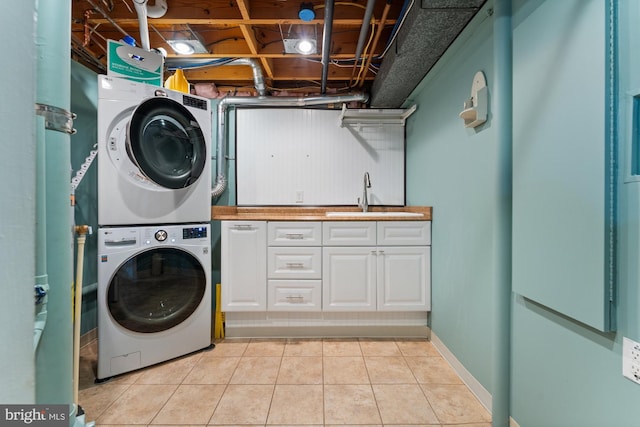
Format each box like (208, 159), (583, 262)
(359, 172), (372, 212)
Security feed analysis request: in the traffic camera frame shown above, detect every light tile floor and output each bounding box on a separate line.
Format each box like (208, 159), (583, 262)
(79, 337), (491, 426)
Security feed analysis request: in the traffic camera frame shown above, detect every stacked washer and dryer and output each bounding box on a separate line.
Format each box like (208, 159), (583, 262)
(96, 75), (213, 381)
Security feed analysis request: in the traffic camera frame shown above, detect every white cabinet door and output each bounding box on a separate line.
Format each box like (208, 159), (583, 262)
(376, 246), (431, 311)
(221, 221), (267, 311)
(323, 246), (376, 311)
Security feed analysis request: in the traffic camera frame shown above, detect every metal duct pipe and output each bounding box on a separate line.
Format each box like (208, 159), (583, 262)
(226, 58), (267, 96)
(165, 57), (268, 97)
(133, 0), (168, 51)
(211, 92), (369, 200)
(320, 0), (335, 94)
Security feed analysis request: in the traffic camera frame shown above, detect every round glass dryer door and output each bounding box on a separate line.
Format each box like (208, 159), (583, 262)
(107, 247), (207, 333)
(127, 97), (206, 189)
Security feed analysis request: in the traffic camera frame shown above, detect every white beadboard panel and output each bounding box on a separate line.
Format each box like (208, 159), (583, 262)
(236, 108), (405, 205)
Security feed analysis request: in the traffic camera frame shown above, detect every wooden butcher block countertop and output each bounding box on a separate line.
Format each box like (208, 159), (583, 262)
(211, 206), (432, 221)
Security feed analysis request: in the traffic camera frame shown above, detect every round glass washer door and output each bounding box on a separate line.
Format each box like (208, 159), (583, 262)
(107, 247), (207, 333)
(127, 97), (206, 189)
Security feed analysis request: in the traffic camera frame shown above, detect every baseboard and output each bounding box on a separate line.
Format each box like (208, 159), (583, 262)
(225, 325), (431, 338)
(80, 328), (97, 348)
(430, 332), (520, 427)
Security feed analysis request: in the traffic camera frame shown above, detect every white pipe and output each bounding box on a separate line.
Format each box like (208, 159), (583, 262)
(133, 0), (167, 51)
(73, 226), (90, 406)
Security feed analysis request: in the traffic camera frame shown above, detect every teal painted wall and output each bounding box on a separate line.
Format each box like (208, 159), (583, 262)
(0, 0), (36, 403)
(406, 0), (640, 425)
(71, 61), (99, 335)
(405, 6), (496, 392)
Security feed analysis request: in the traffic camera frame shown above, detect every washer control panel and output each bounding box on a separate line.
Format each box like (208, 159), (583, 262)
(183, 226), (208, 239)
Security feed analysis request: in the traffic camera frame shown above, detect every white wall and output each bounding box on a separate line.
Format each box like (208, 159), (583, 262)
(236, 108), (405, 206)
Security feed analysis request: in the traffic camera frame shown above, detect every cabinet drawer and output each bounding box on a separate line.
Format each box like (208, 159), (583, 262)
(322, 221), (377, 246)
(268, 280), (322, 311)
(377, 221), (431, 246)
(267, 247), (322, 279)
(268, 222), (322, 246)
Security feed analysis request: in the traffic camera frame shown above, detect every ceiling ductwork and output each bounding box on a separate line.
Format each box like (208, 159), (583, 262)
(371, 0), (486, 108)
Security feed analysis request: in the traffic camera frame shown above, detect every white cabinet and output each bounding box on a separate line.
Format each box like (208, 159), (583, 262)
(267, 280), (322, 311)
(221, 221), (267, 311)
(377, 246), (431, 310)
(267, 222), (322, 311)
(268, 221), (322, 246)
(323, 246), (377, 311)
(222, 220), (431, 313)
(323, 221), (431, 312)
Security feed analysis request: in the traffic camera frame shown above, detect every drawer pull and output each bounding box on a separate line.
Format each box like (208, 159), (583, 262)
(233, 224), (254, 230)
(285, 295), (305, 303)
(285, 233), (304, 239)
(285, 262), (305, 269)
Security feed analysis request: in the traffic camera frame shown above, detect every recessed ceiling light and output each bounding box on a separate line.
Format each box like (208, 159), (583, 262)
(167, 39), (208, 55)
(283, 38), (317, 55)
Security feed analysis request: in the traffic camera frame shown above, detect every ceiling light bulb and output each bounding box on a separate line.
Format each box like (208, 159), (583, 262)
(296, 40), (314, 54)
(172, 41), (195, 55)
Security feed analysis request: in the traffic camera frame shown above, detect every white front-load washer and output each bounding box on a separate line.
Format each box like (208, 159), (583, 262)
(97, 223), (212, 380)
(97, 75), (212, 226)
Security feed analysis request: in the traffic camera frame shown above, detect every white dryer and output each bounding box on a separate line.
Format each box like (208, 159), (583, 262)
(97, 223), (212, 380)
(97, 75), (211, 226)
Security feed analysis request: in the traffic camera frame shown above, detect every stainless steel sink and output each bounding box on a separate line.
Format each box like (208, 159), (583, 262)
(325, 211), (424, 217)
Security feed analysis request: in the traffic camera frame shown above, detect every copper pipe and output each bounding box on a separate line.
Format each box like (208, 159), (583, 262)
(83, 9), (95, 46)
(358, 0), (392, 88)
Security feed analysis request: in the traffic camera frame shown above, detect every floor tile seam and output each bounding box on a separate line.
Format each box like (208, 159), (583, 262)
(262, 379), (279, 426)
(147, 381), (182, 425)
(373, 382), (443, 427)
(416, 382), (446, 426)
(205, 382), (233, 425)
(87, 380), (132, 422)
(367, 382), (385, 425)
